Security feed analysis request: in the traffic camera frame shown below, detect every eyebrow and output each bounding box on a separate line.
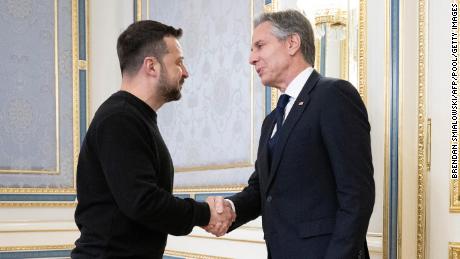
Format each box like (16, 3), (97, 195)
(253, 40), (263, 47)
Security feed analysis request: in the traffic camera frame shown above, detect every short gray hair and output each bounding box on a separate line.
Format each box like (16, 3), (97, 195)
(254, 10), (315, 66)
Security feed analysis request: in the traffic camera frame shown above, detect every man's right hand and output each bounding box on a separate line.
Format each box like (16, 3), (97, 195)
(202, 196), (236, 237)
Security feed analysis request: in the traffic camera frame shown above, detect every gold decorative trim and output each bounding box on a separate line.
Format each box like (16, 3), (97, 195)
(165, 249), (232, 259)
(136, 0), (142, 21)
(146, 0), (150, 20)
(72, 0), (80, 190)
(449, 242), (460, 259)
(417, 0), (427, 258)
(451, 179), (460, 212)
(0, 188), (75, 194)
(0, 0), (60, 175)
(426, 118), (431, 171)
(174, 185), (246, 193)
(54, 0), (61, 177)
(0, 0), (82, 205)
(358, 0), (368, 104)
(270, 88), (278, 111)
(314, 39), (321, 70)
(0, 169), (58, 174)
(78, 60), (87, 70)
(368, 232), (384, 238)
(0, 202), (76, 208)
(314, 9), (347, 26)
(188, 234), (265, 245)
(340, 38), (349, 80)
(263, 0), (278, 13)
(175, 163), (253, 173)
(0, 244), (75, 252)
(0, 188), (76, 207)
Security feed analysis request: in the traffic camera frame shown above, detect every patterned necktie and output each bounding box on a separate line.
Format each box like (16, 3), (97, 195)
(268, 94), (290, 160)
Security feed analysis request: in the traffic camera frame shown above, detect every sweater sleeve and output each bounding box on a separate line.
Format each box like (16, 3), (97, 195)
(95, 112), (210, 235)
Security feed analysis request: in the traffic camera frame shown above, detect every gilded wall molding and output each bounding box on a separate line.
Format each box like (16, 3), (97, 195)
(71, 0), (80, 189)
(341, 38), (349, 81)
(174, 185), (246, 194)
(358, 0), (368, 104)
(0, 0), (86, 205)
(0, 244), (74, 252)
(263, 0), (278, 13)
(134, 0), (150, 21)
(175, 163), (253, 174)
(0, 188), (75, 194)
(54, 0), (61, 177)
(78, 60), (87, 70)
(450, 242), (460, 259)
(0, 187), (76, 207)
(0, 202), (76, 208)
(0, 0), (60, 175)
(187, 234), (265, 245)
(146, 0), (150, 20)
(314, 39), (321, 70)
(165, 249), (233, 259)
(417, 0), (427, 258)
(136, 0), (142, 21)
(451, 179), (460, 212)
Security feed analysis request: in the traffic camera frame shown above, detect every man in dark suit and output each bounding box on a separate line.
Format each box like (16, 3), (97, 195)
(205, 10), (375, 258)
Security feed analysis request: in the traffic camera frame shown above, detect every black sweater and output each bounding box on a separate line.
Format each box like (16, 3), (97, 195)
(72, 91), (210, 259)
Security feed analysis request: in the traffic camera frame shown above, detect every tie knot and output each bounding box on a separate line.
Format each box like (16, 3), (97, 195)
(276, 94), (290, 110)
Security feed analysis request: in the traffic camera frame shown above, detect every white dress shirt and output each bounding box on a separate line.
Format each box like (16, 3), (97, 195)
(271, 67), (314, 137)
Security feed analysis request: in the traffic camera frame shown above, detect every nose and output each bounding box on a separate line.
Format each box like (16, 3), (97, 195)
(182, 64), (189, 78)
(249, 50), (257, 65)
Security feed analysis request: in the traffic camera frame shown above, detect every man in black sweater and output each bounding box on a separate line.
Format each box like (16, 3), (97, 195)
(71, 21), (234, 259)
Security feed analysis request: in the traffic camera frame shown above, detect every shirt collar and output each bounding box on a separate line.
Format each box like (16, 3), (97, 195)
(283, 67), (314, 99)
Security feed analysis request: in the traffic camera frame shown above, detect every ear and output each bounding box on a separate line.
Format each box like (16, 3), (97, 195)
(143, 57), (161, 78)
(286, 33), (301, 56)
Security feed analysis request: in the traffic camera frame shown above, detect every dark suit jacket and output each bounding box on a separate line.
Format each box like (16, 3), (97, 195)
(228, 70), (375, 259)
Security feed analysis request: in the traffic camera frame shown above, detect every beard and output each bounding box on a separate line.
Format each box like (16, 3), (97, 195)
(158, 67), (183, 103)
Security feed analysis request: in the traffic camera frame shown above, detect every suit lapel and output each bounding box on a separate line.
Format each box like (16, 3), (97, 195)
(259, 114), (276, 191)
(266, 70), (321, 192)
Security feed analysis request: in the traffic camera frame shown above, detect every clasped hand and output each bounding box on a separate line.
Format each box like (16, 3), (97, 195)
(202, 196), (236, 237)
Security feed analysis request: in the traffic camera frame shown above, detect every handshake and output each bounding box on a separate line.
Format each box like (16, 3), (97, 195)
(202, 196), (236, 237)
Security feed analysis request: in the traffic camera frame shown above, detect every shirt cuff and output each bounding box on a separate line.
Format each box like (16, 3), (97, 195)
(225, 199), (236, 214)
